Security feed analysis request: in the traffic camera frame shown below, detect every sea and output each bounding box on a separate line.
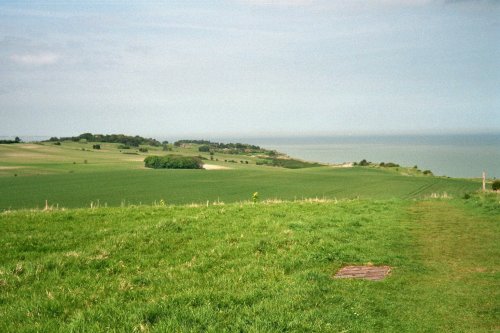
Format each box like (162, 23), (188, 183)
(233, 134), (500, 179)
(6, 133), (499, 179)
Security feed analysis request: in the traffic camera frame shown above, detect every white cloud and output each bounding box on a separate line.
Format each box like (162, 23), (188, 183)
(10, 52), (60, 65)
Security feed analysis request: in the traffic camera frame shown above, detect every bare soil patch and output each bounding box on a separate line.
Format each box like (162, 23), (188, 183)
(203, 164), (231, 170)
(331, 162), (353, 168)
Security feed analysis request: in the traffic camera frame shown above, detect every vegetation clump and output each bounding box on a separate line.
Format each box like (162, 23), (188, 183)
(492, 180), (500, 191)
(46, 133), (161, 147)
(144, 155), (203, 169)
(358, 159), (370, 166)
(0, 136), (21, 144)
(380, 162), (400, 167)
(198, 145), (210, 152)
(175, 139), (277, 156)
(256, 158), (322, 169)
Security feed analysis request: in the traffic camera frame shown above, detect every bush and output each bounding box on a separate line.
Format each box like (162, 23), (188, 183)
(198, 145), (210, 152)
(53, 142), (61, 146)
(359, 159), (369, 166)
(423, 170), (433, 175)
(492, 180), (500, 191)
(144, 155), (203, 169)
(118, 144), (130, 149)
(139, 147), (148, 153)
(93, 144), (100, 149)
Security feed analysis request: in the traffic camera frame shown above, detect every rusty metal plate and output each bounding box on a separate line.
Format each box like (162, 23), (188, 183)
(334, 265), (391, 281)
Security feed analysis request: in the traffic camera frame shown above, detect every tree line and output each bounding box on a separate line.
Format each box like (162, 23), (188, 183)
(46, 133), (162, 147)
(0, 137), (21, 144)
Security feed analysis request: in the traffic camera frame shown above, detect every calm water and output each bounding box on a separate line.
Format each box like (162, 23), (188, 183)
(243, 134), (500, 179)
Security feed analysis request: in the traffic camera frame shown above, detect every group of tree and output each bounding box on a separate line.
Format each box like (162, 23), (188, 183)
(0, 137), (21, 144)
(144, 155), (203, 169)
(379, 162), (400, 167)
(354, 159), (371, 166)
(175, 139), (277, 155)
(46, 133), (161, 147)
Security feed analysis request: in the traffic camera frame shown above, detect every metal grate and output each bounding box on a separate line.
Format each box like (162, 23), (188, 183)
(334, 265), (391, 281)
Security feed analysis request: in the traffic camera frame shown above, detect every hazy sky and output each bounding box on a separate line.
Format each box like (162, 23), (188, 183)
(0, 0), (499, 138)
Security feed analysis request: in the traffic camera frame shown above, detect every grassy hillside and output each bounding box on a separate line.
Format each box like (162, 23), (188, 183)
(0, 142), (482, 210)
(1, 195), (498, 332)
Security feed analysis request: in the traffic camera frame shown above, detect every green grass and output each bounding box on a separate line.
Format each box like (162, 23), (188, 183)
(0, 196), (498, 332)
(0, 142), (482, 209)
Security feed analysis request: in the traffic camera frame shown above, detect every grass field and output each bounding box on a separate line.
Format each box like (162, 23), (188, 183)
(1, 194), (498, 332)
(0, 142), (483, 210)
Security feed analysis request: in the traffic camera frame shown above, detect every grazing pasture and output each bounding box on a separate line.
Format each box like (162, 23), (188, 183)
(0, 195), (498, 332)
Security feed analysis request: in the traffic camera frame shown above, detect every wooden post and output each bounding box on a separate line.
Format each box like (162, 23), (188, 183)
(482, 171), (486, 191)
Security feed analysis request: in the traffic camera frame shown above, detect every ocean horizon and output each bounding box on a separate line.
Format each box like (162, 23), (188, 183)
(235, 133), (500, 179)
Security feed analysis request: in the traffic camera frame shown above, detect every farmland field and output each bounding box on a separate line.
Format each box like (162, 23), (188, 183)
(0, 142), (483, 210)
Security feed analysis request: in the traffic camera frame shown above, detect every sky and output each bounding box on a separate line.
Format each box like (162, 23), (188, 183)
(0, 0), (499, 138)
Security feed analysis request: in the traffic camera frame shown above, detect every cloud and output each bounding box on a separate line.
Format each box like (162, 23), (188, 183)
(10, 52), (60, 65)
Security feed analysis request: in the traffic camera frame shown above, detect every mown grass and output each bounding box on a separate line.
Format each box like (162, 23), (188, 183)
(1, 196), (498, 332)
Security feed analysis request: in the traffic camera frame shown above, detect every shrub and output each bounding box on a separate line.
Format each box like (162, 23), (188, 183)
(144, 155), (203, 169)
(359, 159), (369, 166)
(53, 142), (61, 146)
(93, 144), (100, 149)
(139, 147), (148, 153)
(492, 180), (500, 191)
(118, 144), (130, 149)
(423, 170), (433, 175)
(198, 145), (210, 152)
